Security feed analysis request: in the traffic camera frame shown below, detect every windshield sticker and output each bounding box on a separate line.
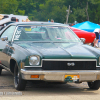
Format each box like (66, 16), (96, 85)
(14, 35), (20, 40)
(14, 30), (21, 40)
(25, 28), (31, 31)
(16, 30), (21, 34)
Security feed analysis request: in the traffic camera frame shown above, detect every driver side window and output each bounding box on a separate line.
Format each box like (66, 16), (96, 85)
(1, 25), (16, 41)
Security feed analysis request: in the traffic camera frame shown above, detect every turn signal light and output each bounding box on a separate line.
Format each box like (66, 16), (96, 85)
(31, 75), (39, 78)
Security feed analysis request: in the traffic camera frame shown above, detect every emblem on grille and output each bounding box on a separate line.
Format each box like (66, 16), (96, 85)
(67, 62), (75, 66)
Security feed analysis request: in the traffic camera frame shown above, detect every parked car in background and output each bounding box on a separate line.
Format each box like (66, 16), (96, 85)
(70, 27), (96, 44)
(0, 22), (100, 91)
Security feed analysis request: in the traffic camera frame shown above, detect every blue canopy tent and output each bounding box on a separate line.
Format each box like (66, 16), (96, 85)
(72, 21), (100, 32)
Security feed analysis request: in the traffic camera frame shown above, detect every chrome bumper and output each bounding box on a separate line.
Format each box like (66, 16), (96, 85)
(21, 69), (100, 82)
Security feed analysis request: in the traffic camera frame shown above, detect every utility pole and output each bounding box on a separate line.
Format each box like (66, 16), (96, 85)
(66, 5), (70, 24)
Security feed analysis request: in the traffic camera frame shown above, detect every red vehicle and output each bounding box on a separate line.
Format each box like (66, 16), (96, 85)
(70, 27), (96, 44)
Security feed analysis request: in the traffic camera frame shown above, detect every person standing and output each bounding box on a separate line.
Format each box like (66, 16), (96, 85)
(93, 28), (100, 47)
(0, 14), (4, 20)
(26, 18), (30, 22)
(51, 19), (54, 22)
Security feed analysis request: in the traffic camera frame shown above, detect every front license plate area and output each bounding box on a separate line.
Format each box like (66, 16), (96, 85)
(64, 75), (80, 82)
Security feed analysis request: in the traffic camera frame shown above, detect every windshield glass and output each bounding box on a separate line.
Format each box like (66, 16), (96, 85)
(14, 26), (80, 42)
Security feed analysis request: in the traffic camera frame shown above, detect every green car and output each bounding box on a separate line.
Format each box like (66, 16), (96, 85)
(0, 22), (100, 91)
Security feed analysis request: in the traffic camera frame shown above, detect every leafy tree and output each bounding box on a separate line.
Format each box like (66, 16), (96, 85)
(0, 0), (100, 24)
(34, 0), (67, 23)
(0, 0), (18, 14)
(64, 0), (100, 24)
(88, 0), (100, 23)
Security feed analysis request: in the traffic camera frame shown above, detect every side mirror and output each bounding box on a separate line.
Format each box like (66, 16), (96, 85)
(1, 36), (8, 41)
(80, 38), (85, 43)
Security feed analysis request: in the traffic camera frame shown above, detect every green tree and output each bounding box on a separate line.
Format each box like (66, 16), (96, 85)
(88, 0), (100, 23)
(1, 0), (100, 24)
(35, 0), (67, 23)
(0, 0), (18, 14)
(67, 0), (100, 23)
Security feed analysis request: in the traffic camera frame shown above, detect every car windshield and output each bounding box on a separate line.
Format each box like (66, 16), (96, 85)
(14, 25), (80, 42)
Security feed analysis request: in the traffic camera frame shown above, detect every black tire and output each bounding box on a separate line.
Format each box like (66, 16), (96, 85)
(14, 64), (27, 91)
(88, 80), (100, 90)
(0, 67), (2, 75)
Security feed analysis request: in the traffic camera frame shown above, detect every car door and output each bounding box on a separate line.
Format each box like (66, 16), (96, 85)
(0, 25), (16, 68)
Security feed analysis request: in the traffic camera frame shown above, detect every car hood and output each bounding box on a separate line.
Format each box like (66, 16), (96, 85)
(17, 42), (100, 59)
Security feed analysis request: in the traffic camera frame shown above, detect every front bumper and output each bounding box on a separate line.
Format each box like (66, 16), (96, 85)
(21, 69), (100, 82)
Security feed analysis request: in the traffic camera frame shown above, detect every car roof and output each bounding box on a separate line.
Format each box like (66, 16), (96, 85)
(9, 21), (69, 26)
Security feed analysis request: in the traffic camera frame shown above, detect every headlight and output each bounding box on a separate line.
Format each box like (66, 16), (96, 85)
(29, 56), (40, 65)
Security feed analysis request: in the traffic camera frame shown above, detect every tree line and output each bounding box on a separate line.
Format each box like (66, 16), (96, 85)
(0, 0), (100, 24)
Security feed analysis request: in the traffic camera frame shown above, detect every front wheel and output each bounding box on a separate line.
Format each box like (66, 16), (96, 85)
(88, 80), (100, 90)
(0, 67), (2, 75)
(14, 64), (27, 91)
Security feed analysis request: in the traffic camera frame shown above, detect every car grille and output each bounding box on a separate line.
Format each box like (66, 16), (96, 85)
(42, 60), (96, 70)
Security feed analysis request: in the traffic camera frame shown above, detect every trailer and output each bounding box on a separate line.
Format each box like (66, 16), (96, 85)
(0, 14), (28, 30)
